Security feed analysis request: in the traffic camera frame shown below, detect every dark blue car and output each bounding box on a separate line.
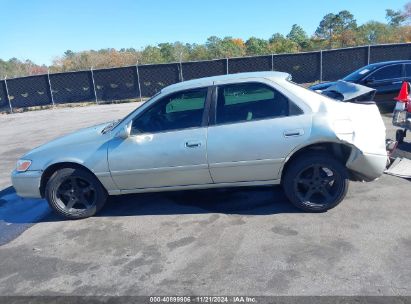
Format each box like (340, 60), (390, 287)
(310, 60), (411, 110)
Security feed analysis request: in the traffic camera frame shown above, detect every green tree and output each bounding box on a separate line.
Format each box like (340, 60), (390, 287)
(287, 24), (309, 49)
(220, 37), (245, 57)
(269, 33), (298, 53)
(186, 44), (209, 60)
(172, 42), (189, 62)
(386, 9), (406, 26)
(206, 36), (223, 58)
(158, 43), (174, 62)
(334, 10), (357, 47)
(64, 50), (75, 59)
(315, 13), (338, 48)
(356, 21), (393, 44)
(140, 46), (163, 64)
(245, 37), (269, 55)
(404, 2), (411, 20)
(315, 11), (357, 48)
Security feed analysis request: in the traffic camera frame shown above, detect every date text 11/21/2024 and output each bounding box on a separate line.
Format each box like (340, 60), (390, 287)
(149, 296), (257, 303)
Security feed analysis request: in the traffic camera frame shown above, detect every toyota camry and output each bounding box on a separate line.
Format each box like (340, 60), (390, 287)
(12, 72), (388, 219)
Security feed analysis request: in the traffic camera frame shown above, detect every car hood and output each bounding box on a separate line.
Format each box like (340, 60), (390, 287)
(22, 121), (113, 160)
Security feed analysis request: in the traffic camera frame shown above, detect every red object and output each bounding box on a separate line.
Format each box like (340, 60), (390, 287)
(394, 81), (409, 102)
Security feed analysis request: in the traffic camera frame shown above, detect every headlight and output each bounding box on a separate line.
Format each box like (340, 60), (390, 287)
(16, 160), (32, 172)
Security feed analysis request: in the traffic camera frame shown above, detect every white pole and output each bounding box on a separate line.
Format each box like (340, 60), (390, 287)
(90, 67), (98, 104)
(136, 60), (143, 102)
(271, 54), (274, 71)
(4, 76), (12, 113)
(320, 50), (323, 82)
(179, 51), (184, 82)
(47, 68), (55, 107)
(226, 58), (229, 74)
(367, 45), (371, 65)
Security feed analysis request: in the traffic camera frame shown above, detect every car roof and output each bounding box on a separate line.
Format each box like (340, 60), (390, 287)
(161, 71), (291, 93)
(367, 60), (411, 68)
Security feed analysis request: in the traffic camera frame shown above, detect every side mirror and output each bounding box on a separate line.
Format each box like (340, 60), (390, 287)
(365, 77), (375, 84)
(116, 121), (132, 139)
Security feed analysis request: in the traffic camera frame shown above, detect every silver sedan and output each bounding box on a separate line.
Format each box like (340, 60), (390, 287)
(12, 72), (388, 219)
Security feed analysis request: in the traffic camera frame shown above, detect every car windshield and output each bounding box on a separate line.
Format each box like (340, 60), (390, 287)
(343, 65), (379, 82)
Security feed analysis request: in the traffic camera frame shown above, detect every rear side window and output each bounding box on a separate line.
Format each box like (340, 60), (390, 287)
(215, 82), (302, 125)
(405, 64), (411, 77)
(371, 65), (402, 80)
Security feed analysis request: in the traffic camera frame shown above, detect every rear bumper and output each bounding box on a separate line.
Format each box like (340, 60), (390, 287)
(346, 149), (388, 182)
(11, 170), (42, 198)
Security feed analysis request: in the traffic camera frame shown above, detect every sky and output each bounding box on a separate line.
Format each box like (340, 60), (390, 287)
(0, 0), (407, 65)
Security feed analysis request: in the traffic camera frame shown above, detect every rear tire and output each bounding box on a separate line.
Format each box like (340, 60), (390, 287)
(282, 152), (349, 212)
(45, 168), (107, 219)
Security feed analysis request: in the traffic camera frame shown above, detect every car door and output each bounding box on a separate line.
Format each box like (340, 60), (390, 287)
(362, 64), (404, 103)
(404, 64), (411, 84)
(107, 87), (213, 190)
(206, 81), (311, 184)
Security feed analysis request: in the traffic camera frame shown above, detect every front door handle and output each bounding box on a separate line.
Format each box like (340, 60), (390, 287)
(185, 141), (201, 148)
(284, 129), (304, 137)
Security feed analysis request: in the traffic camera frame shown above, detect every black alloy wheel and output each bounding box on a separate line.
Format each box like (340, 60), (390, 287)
(45, 168), (107, 219)
(283, 152), (349, 212)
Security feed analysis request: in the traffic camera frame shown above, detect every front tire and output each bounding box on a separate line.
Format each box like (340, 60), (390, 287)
(282, 152), (349, 212)
(45, 168), (107, 219)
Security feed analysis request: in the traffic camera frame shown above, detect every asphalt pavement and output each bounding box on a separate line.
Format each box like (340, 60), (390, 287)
(0, 103), (410, 296)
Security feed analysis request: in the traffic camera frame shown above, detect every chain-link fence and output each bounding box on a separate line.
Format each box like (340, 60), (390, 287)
(6, 75), (52, 108)
(2, 43), (411, 113)
(50, 71), (95, 104)
(182, 59), (227, 81)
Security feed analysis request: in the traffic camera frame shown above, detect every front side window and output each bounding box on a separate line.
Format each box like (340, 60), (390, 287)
(370, 65), (402, 81)
(215, 82), (301, 125)
(132, 88), (207, 134)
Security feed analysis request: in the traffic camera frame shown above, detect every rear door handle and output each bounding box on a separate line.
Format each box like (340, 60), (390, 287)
(284, 129), (304, 137)
(185, 141), (201, 148)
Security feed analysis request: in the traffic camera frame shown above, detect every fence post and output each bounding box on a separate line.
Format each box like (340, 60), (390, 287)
(319, 50), (323, 82)
(179, 52), (184, 82)
(90, 67), (98, 104)
(226, 58), (229, 74)
(367, 45), (371, 65)
(4, 76), (12, 114)
(136, 60), (143, 102)
(271, 54), (274, 71)
(47, 68), (55, 107)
